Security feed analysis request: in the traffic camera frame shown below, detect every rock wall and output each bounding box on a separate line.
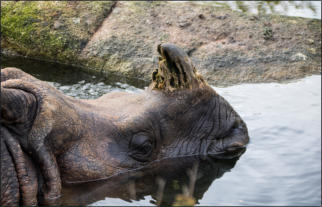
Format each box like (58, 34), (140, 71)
(1, 1), (321, 86)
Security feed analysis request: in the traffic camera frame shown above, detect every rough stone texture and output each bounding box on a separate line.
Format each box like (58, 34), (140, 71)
(1, 1), (321, 86)
(1, 1), (116, 64)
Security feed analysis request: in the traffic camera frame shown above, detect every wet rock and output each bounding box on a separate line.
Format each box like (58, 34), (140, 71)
(263, 27), (274, 40)
(249, 15), (259, 21)
(178, 20), (191, 28)
(72, 18), (80, 24)
(291, 53), (308, 61)
(307, 48), (316, 55)
(307, 39), (315, 44)
(213, 14), (228, 20)
(198, 14), (205, 20)
(1, 1), (321, 86)
(228, 36), (236, 43)
(1, 1), (116, 64)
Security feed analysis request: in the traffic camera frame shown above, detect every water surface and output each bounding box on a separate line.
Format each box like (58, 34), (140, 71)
(194, 1), (321, 19)
(1, 58), (321, 206)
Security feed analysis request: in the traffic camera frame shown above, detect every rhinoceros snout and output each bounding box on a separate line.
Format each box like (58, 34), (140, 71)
(221, 118), (249, 155)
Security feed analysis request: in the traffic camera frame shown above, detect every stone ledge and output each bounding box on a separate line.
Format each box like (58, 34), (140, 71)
(1, 1), (321, 86)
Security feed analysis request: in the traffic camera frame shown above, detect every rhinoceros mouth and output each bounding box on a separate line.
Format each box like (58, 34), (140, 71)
(209, 146), (247, 159)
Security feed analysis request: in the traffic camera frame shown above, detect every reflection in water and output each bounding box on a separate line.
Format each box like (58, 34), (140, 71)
(198, 1), (321, 19)
(61, 153), (245, 206)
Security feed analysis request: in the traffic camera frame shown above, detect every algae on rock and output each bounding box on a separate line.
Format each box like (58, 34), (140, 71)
(1, 1), (115, 64)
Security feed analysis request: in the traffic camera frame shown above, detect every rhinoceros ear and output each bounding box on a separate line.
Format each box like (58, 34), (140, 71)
(149, 43), (207, 92)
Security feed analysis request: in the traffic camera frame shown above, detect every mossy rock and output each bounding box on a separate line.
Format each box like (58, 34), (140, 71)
(1, 2), (321, 86)
(1, 1), (115, 64)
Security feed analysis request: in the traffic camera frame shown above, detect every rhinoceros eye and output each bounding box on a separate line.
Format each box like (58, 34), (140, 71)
(129, 133), (153, 162)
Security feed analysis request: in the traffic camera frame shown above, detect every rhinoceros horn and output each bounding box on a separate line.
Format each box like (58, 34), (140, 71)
(150, 43), (207, 91)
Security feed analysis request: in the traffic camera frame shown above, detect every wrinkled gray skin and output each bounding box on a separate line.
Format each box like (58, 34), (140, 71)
(1, 43), (249, 206)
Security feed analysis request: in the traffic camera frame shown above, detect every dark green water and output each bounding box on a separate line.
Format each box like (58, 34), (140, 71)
(1, 57), (320, 206)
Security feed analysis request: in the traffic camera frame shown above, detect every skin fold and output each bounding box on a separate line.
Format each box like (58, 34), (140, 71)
(0, 43), (249, 206)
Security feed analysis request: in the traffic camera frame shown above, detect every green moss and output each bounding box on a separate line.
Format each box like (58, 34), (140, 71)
(263, 27), (274, 40)
(2, 2), (64, 59)
(307, 19), (321, 32)
(1, 1), (115, 64)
